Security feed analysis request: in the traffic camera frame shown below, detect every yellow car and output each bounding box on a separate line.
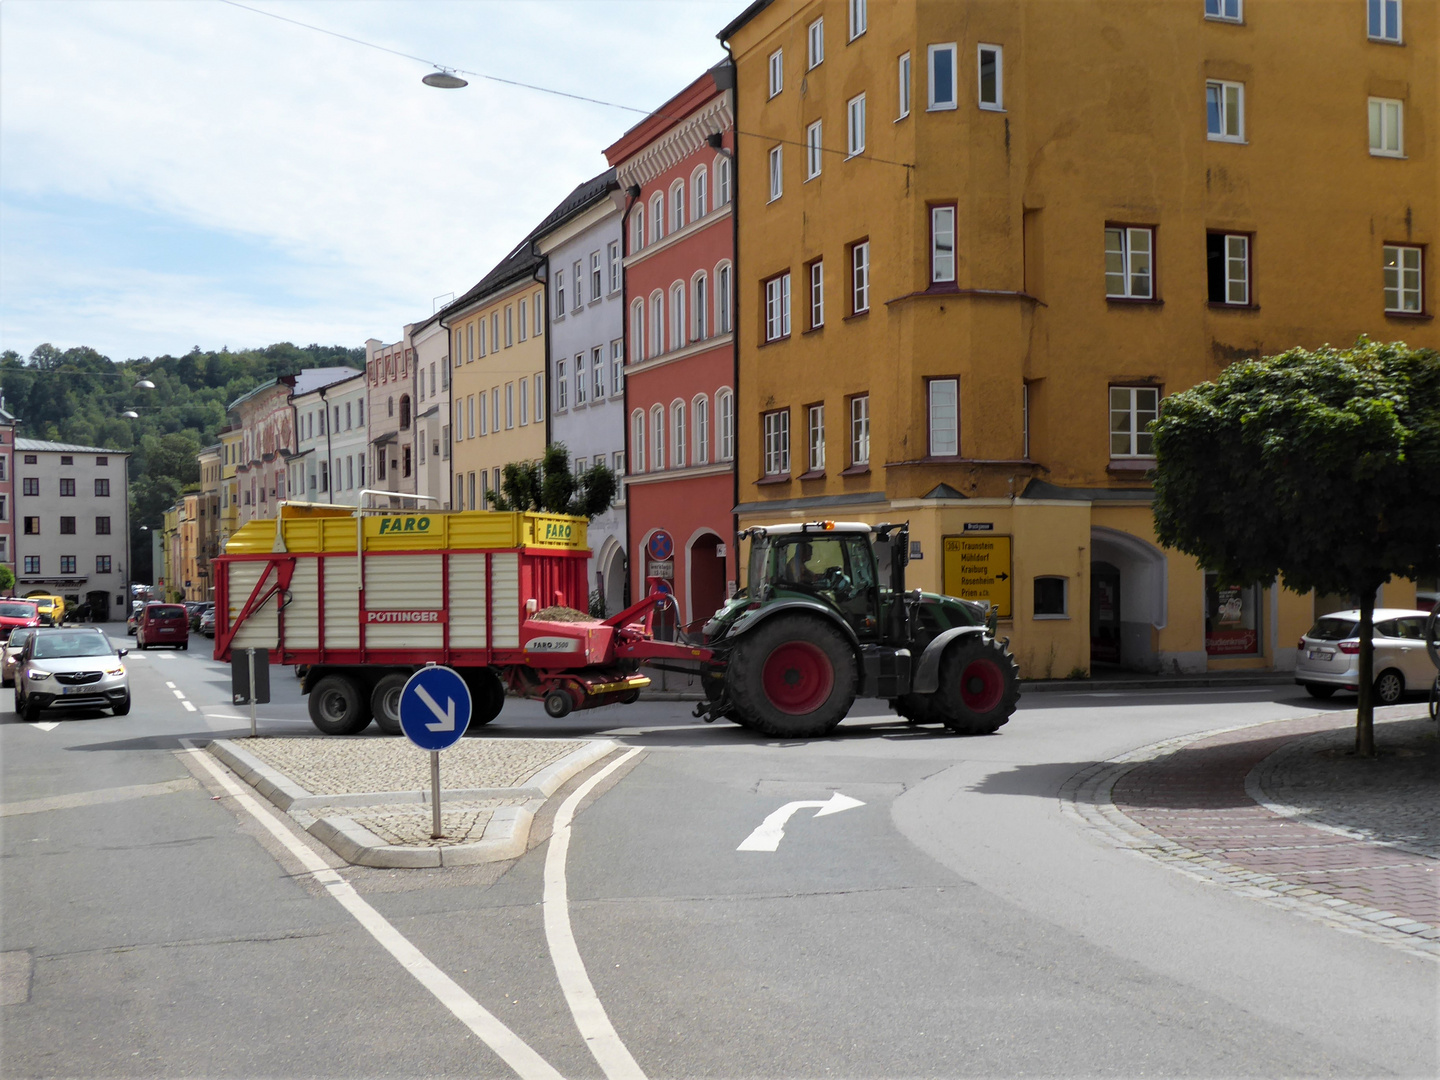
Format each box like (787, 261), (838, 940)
(29, 595), (65, 626)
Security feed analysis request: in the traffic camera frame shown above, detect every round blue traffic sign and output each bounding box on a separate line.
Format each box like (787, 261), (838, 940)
(650, 579), (672, 594)
(399, 666), (473, 751)
(647, 530), (674, 561)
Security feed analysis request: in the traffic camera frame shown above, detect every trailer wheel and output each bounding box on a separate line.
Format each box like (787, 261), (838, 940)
(308, 674), (372, 735)
(463, 668), (505, 728)
(934, 637), (1020, 735)
(370, 673), (409, 736)
(726, 615), (856, 738)
(544, 688), (573, 718)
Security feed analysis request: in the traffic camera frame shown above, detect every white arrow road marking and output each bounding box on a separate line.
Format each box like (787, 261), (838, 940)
(737, 792), (866, 852)
(414, 684), (456, 732)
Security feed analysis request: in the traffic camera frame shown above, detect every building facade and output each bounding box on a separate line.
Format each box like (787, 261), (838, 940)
(0, 402), (17, 586)
(604, 68), (738, 627)
(197, 444), (223, 600)
(534, 169), (630, 615)
(217, 427), (242, 550)
(410, 315), (453, 512)
(720, 0), (1436, 677)
(364, 335), (420, 508)
(14, 439), (130, 620)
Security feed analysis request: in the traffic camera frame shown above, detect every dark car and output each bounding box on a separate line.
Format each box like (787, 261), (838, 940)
(136, 603), (189, 651)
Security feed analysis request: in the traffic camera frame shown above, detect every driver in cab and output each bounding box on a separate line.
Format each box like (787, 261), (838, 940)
(783, 540), (820, 585)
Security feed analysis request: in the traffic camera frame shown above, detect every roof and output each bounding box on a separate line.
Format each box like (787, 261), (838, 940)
(292, 367), (363, 395)
(531, 169), (618, 242)
(717, 0), (775, 42)
(603, 64), (731, 166)
(16, 438), (129, 455)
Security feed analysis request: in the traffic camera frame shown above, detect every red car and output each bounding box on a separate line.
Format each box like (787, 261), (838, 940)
(136, 603), (189, 650)
(0, 599), (41, 643)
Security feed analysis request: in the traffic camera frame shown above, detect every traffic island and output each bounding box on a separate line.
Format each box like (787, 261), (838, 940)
(208, 736), (621, 868)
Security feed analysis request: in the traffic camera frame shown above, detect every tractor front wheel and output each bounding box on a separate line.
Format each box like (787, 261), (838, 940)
(726, 615), (857, 738)
(933, 637), (1020, 735)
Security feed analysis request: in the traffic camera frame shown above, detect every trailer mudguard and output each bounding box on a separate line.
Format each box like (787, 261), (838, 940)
(911, 626), (991, 694)
(721, 598), (860, 648)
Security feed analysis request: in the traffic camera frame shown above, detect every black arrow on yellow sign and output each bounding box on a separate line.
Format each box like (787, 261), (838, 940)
(996, 572), (1009, 581)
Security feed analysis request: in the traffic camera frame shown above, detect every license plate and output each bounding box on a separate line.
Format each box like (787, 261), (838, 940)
(158, 627), (174, 633)
(1308, 649), (1334, 660)
(61, 685), (91, 695)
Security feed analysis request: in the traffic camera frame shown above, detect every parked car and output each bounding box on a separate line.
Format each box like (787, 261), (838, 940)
(14, 628), (130, 720)
(189, 602), (213, 631)
(30, 595), (65, 627)
(136, 603), (189, 650)
(1295, 608), (1435, 704)
(2, 626), (38, 686)
(199, 607), (215, 637)
(0, 600), (41, 643)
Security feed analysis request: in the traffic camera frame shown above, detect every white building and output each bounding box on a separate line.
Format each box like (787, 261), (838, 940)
(288, 370), (369, 507)
(13, 439), (131, 622)
(410, 315), (452, 510)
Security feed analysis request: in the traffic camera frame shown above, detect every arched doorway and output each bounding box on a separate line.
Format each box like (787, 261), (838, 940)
(1090, 527), (1168, 672)
(598, 541), (627, 617)
(687, 531), (727, 626)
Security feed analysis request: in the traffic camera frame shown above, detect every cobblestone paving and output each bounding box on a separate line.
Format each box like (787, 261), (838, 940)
(239, 737), (585, 795)
(321, 800), (526, 847)
(1063, 708), (1439, 959)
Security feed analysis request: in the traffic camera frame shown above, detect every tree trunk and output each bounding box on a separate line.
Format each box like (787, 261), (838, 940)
(1355, 582), (1378, 757)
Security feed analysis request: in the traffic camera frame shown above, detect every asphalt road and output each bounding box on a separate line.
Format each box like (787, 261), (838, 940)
(2, 624), (1434, 1078)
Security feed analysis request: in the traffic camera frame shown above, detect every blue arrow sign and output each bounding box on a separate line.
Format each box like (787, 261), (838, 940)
(399, 666), (473, 751)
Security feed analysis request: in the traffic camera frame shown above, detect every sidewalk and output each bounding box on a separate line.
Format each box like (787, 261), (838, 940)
(1065, 706), (1439, 958)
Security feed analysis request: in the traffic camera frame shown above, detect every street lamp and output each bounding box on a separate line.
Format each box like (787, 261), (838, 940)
(422, 68), (467, 89)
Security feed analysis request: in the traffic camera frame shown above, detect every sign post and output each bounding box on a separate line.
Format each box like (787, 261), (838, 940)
(398, 664), (472, 839)
(230, 647), (270, 738)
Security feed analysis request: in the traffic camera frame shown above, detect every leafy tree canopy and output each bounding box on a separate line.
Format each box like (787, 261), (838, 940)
(487, 443), (618, 520)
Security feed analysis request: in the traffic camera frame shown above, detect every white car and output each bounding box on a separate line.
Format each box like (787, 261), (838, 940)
(14, 628), (131, 721)
(1294, 608), (1436, 704)
(2, 626), (37, 687)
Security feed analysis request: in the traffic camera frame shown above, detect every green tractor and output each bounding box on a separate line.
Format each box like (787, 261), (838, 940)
(696, 521), (1020, 738)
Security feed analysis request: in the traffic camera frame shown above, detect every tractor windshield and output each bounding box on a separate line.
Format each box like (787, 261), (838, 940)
(752, 535), (876, 599)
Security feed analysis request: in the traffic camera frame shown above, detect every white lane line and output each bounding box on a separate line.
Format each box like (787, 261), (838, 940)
(181, 701), (197, 712)
(166, 682), (177, 689)
(1, 777), (197, 817)
(172, 689), (187, 700)
(543, 747), (646, 1080)
(179, 741), (563, 1080)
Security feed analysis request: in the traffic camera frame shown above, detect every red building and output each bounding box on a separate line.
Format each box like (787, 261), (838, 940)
(604, 65), (737, 628)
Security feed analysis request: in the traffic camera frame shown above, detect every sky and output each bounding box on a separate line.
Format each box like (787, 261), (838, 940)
(0, 0), (747, 362)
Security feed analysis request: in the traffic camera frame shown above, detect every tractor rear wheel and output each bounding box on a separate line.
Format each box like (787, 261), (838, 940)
(933, 637), (1020, 735)
(726, 615), (857, 738)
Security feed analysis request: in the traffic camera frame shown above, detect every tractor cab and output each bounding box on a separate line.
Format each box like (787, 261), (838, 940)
(745, 523), (882, 641)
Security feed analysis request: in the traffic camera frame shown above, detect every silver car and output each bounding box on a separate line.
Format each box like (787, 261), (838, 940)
(2, 626), (37, 687)
(14, 629), (131, 721)
(1294, 608), (1435, 704)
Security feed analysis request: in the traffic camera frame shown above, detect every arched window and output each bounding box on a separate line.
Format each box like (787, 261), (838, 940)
(692, 272), (708, 339)
(399, 395), (412, 430)
(672, 399), (687, 469)
(649, 193), (664, 243)
(631, 205), (645, 251)
(630, 409), (646, 473)
(649, 291), (664, 358)
(669, 282), (686, 351)
(715, 155), (731, 205)
(650, 404), (665, 470)
(630, 298), (645, 362)
(716, 261), (733, 332)
(692, 165), (708, 219)
(670, 180), (685, 232)
(716, 388), (735, 460)
(693, 394), (710, 465)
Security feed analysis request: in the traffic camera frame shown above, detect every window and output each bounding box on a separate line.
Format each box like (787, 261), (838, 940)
(931, 206), (956, 283)
(518, 299), (528, 341)
(1368, 0), (1401, 41)
(717, 389), (735, 461)
(670, 283), (686, 349)
(765, 272), (792, 341)
(1206, 80), (1244, 141)
(1105, 226), (1154, 299)
(1207, 232), (1251, 305)
(808, 18), (824, 68)
(535, 292), (543, 335)
(809, 260), (825, 328)
(929, 379), (959, 456)
(96, 555), (112, 574)
(60, 455), (72, 465)
(898, 52), (912, 118)
(1369, 97), (1403, 156)
(587, 347), (602, 400)
(591, 251), (602, 300)
(692, 168), (708, 219)
(1384, 245), (1423, 313)
(60, 555), (76, 575)
(492, 312), (499, 351)
(630, 299), (645, 361)
(22, 477), (37, 496)
(0, 457), (6, 482)
(1034, 577), (1068, 617)
(474, 393), (483, 437)
(928, 44), (956, 109)
(847, 93), (866, 155)
(60, 516), (76, 534)
(492, 386), (500, 430)
(651, 404), (665, 470)
(609, 242), (621, 292)
(631, 410), (646, 473)
(573, 260), (584, 309)
(977, 45), (1003, 109)
(95, 455), (106, 466)
(23, 516), (37, 535)
(650, 292), (664, 357)
(851, 241), (870, 313)
(1110, 386), (1160, 457)
(1205, 0), (1242, 21)
(24, 556), (39, 573)
(0, 495), (5, 521)
(556, 360), (568, 410)
(650, 193), (664, 242)
(23, 453), (36, 464)
(574, 457), (587, 477)
(519, 375), (530, 424)
(1022, 382), (1031, 459)
(717, 155), (732, 206)
(849, 0), (866, 40)
(694, 395), (710, 464)
(505, 383), (514, 428)
(851, 395), (870, 465)
(694, 273), (708, 339)
(632, 206), (645, 251)
(763, 410), (791, 476)
(672, 400), (687, 468)
(505, 306), (514, 346)
(575, 353), (587, 405)
(718, 263), (733, 331)
(769, 145), (783, 200)
(769, 49), (784, 97)
(806, 120), (823, 179)
(611, 341), (624, 394)
(807, 404), (826, 472)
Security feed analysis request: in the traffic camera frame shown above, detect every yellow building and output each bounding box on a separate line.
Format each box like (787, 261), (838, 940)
(160, 503), (181, 600)
(218, 427), (241, 548)
(442, 245), (548, 513)
(720, 0), (1436, 677)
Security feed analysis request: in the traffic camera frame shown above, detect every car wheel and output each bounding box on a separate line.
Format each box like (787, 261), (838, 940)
(137, 634), (147, 651)
(1374, 669), (1405, 706)
(1303, 684), (1337, 699)
(21, 693), (42, 723)
(112, 695), (131, 716)
(180, 641), (188, 651)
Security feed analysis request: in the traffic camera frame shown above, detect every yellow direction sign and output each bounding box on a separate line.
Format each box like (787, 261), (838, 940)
(942, 535), (1013, 617)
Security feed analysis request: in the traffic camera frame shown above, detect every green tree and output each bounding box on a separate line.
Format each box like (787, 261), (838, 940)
(1151, 340), (1440, 755)
(487, 443), (618, 519)
(0, 564), (15, 595)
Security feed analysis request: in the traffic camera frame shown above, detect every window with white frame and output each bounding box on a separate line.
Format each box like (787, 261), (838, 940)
(609, 241), (621, 292)
(492, 385), (500, 430)
(592, 347), (604, 399)
(1383, 245), (1423, 313)
(1205, 0), (1242, 22)
(519, 375), (530, 424)
(505, 305), (514, 346)
(765, 272), (792, 341)
(670, 283), (686, 350)
(478, 321), (486, 357)
(851, 241), (870, 313)
(807, 404), (826, 472)
(849, 0), (866, 40)
(808, 18), (824, 68)
(611, 340), (624, 393)
(632, 207), (645, 251)
(670, 181), (685, 232)
(535, 291), (543, 334)
(575, 353), (587, 405)
(1110, 386), (1160, 457)
(929, 379), (959, 456)
(1105, 226), (1154, 299)
(931, 205), (956, 283)
(1033, 576), (1068, 617)
(769, 49), (783, 97)
(651, 404), (665, 470)
(847, 93), (866, 155)
(491, 312), (499, 351)
(1206, 80), (1244, 141)
(650, 292), (664, 357)
(898, 52), (911, 118)
(717, 389), (735, 460)
(650, 193), (664, 242)
(468, 395), (477, 438)
(692, 166), (708, 218)
(505, 382), (514, 428)
(850, 394), (870, 465)
(977, 45), (1003, 109)
(809, 260), (825, 328)
(693, 273), (708, 339)
(518, 298), (528, 341)
(763, 409), (790, 475)
(769, 145), (783, 200)
(1369, 0), (1401, 41)
(630, 299), (645, 361)
(1206, 232), (1251, 305)
(631, 410), (645, 472)
(716, 155), (731, 205)
(718, 263), (733, 331)
(1369, 97), (1403, 156)
(572, 261), (583, 309)
(591, 251), (602, 299)
(694, 395), (710, 464)
(928, 43), (957, 109)
(535, 373), (543, 423)
(806, 120), (823, 179)
(672, 400), (687, 468)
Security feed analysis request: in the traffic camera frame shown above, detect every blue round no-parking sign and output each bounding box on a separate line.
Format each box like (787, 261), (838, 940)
(399, 666), (473, 751)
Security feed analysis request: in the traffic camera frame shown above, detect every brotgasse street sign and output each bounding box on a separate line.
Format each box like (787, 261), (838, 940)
(942, 535), (1013, 618)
